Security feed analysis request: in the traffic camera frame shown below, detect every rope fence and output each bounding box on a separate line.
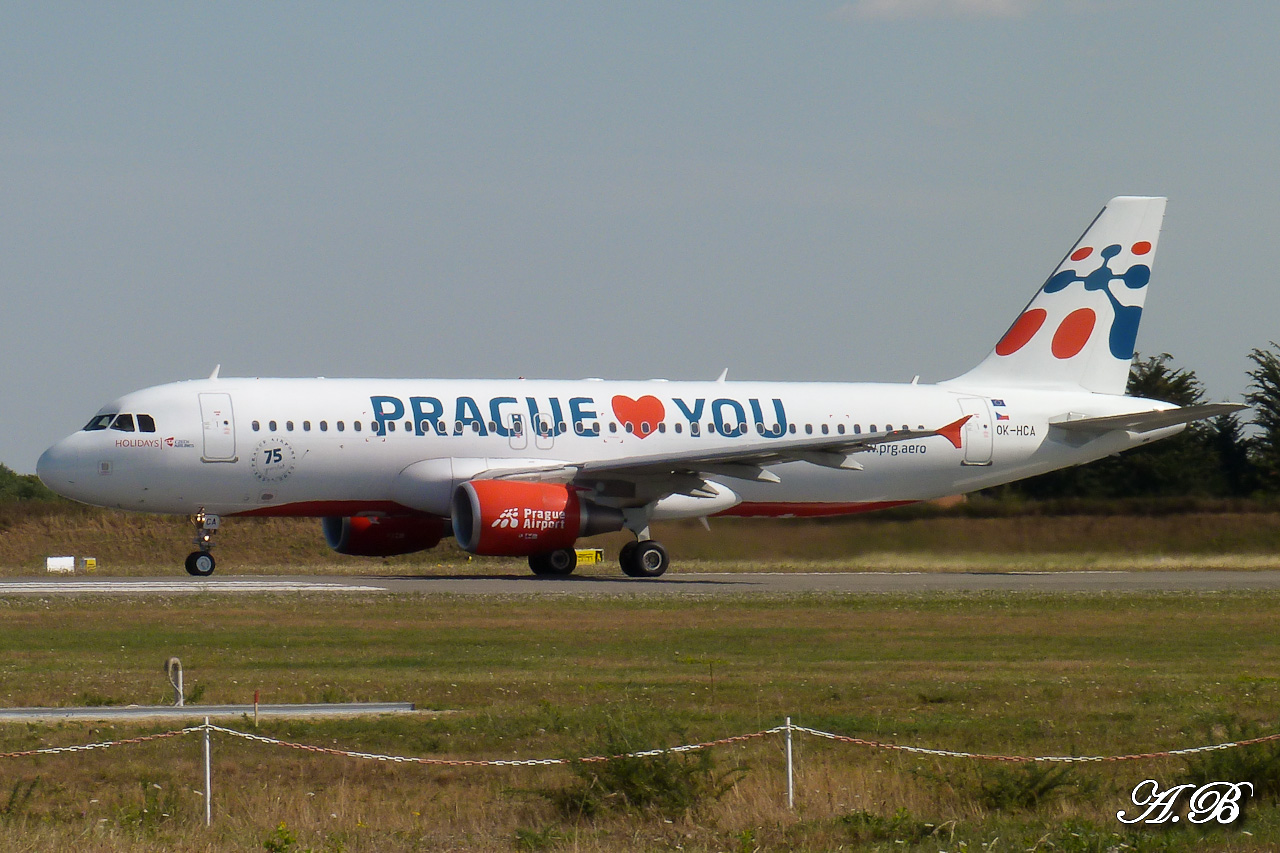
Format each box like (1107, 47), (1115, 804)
(788, 724), (1280, 764)
(2, 717), (1277, 825)
(0, 726), (199, 759)
(205, 722), (787, 767)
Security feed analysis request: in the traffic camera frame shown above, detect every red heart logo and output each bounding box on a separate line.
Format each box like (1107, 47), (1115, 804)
(611, 395), (665, 439)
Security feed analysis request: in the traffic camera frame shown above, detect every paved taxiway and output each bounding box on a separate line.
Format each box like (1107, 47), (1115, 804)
(4, 571), (1280, 596)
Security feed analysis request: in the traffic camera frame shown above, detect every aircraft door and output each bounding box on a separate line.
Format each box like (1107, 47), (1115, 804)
(199, 393), (238, 462)
(533, 412), (555, 451)
(507, 413), (527, 450)
(957, 397), (993, 466)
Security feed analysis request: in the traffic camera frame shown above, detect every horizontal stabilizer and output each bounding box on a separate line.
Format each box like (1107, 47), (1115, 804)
(1049, 403), (1245, 435)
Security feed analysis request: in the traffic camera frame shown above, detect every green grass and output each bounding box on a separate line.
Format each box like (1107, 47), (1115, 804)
(1, 591), (1280, 850)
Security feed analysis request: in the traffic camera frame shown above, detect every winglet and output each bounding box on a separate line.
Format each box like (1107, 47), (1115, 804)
(208, 364), (221, 380)
(937, 415), (971, 449)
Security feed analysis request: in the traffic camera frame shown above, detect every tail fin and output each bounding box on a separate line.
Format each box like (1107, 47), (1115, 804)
(947, 196), (1167, 395)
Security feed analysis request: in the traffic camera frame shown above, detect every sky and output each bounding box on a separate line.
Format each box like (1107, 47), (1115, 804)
(3, 2), (1278, 472)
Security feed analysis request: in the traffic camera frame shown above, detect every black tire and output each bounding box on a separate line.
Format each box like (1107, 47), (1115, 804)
(618, 541), (638, 573)
(529, 549), (576, 577)
(185, 551), (215, 577)
(621, 540), (668, 578)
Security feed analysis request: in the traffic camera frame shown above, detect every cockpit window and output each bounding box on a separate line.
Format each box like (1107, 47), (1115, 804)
(110, 414), (136, 432)
(83, 414), (116, 431)
(137, 414), (156, 433)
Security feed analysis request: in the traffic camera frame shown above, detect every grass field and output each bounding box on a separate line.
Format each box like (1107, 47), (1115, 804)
(4, 503), (1280, 849)
(2, 591), (1280, 851)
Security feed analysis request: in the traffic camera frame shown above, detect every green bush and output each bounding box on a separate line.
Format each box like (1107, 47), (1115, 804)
(512, 825), (572, 851)
(0, 778), (38, 824)
(0, 464), (58, 502)
(543, 709), (742, 820)
(840, 807), (936, 844)
(974, 762), (1079, 812)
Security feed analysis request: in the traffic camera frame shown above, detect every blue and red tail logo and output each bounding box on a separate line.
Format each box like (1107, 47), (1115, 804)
(995, 242), (1152, 361)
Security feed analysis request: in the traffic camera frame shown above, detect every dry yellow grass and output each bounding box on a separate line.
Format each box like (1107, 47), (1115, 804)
(6, 502), (1280, 576)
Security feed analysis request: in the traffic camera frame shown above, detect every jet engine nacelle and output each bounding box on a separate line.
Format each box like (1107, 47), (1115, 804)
(321, 515), (447, 557)
(451, 480), (625, 556)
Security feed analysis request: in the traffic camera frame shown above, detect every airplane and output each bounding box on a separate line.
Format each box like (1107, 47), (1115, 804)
(36, 196), (1241, 579)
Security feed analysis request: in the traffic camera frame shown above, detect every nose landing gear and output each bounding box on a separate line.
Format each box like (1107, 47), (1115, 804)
(185, 511), (220, 576)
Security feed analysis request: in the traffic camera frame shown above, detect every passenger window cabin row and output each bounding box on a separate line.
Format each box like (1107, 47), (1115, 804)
(82, 408), (926, 440)
(247, 419), (927, 437)
(253, 419), (362, 433)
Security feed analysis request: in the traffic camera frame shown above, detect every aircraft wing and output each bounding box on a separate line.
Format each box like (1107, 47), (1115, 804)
(480, 416), (971, 485)
(1048, 403), (1245, 435)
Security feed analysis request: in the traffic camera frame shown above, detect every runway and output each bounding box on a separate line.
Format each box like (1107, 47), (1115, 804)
(4, 570), (1280, 596)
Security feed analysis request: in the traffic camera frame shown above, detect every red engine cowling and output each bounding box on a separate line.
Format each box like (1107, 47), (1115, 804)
(322, 515), (447, 557)
(451, 480), (624, 556)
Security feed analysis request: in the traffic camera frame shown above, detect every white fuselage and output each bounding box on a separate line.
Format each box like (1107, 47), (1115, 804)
(36, 376), (1178, 520)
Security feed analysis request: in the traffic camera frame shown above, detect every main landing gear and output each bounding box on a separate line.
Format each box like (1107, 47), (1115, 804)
(185, 510), (220, 577)
(528, 548), (577, 577)
(619, 539), (669, 578)
(617, 513), (669, 578)
(526, 509), (670, 579)
(526, 539), (670, 579)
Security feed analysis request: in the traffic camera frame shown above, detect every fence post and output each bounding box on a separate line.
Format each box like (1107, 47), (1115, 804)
(203, 717), (212, 827)
(785, 716), (794, 810)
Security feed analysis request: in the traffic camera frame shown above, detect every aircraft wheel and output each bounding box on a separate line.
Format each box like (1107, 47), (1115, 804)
(185, 551), (216, 577)
(618, 541), (638, 573)
(621, 540), (668, 578)
(529, 549), (576, 577)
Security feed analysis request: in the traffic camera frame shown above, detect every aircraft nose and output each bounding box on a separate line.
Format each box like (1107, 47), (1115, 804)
(37, 438), (86, 496)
